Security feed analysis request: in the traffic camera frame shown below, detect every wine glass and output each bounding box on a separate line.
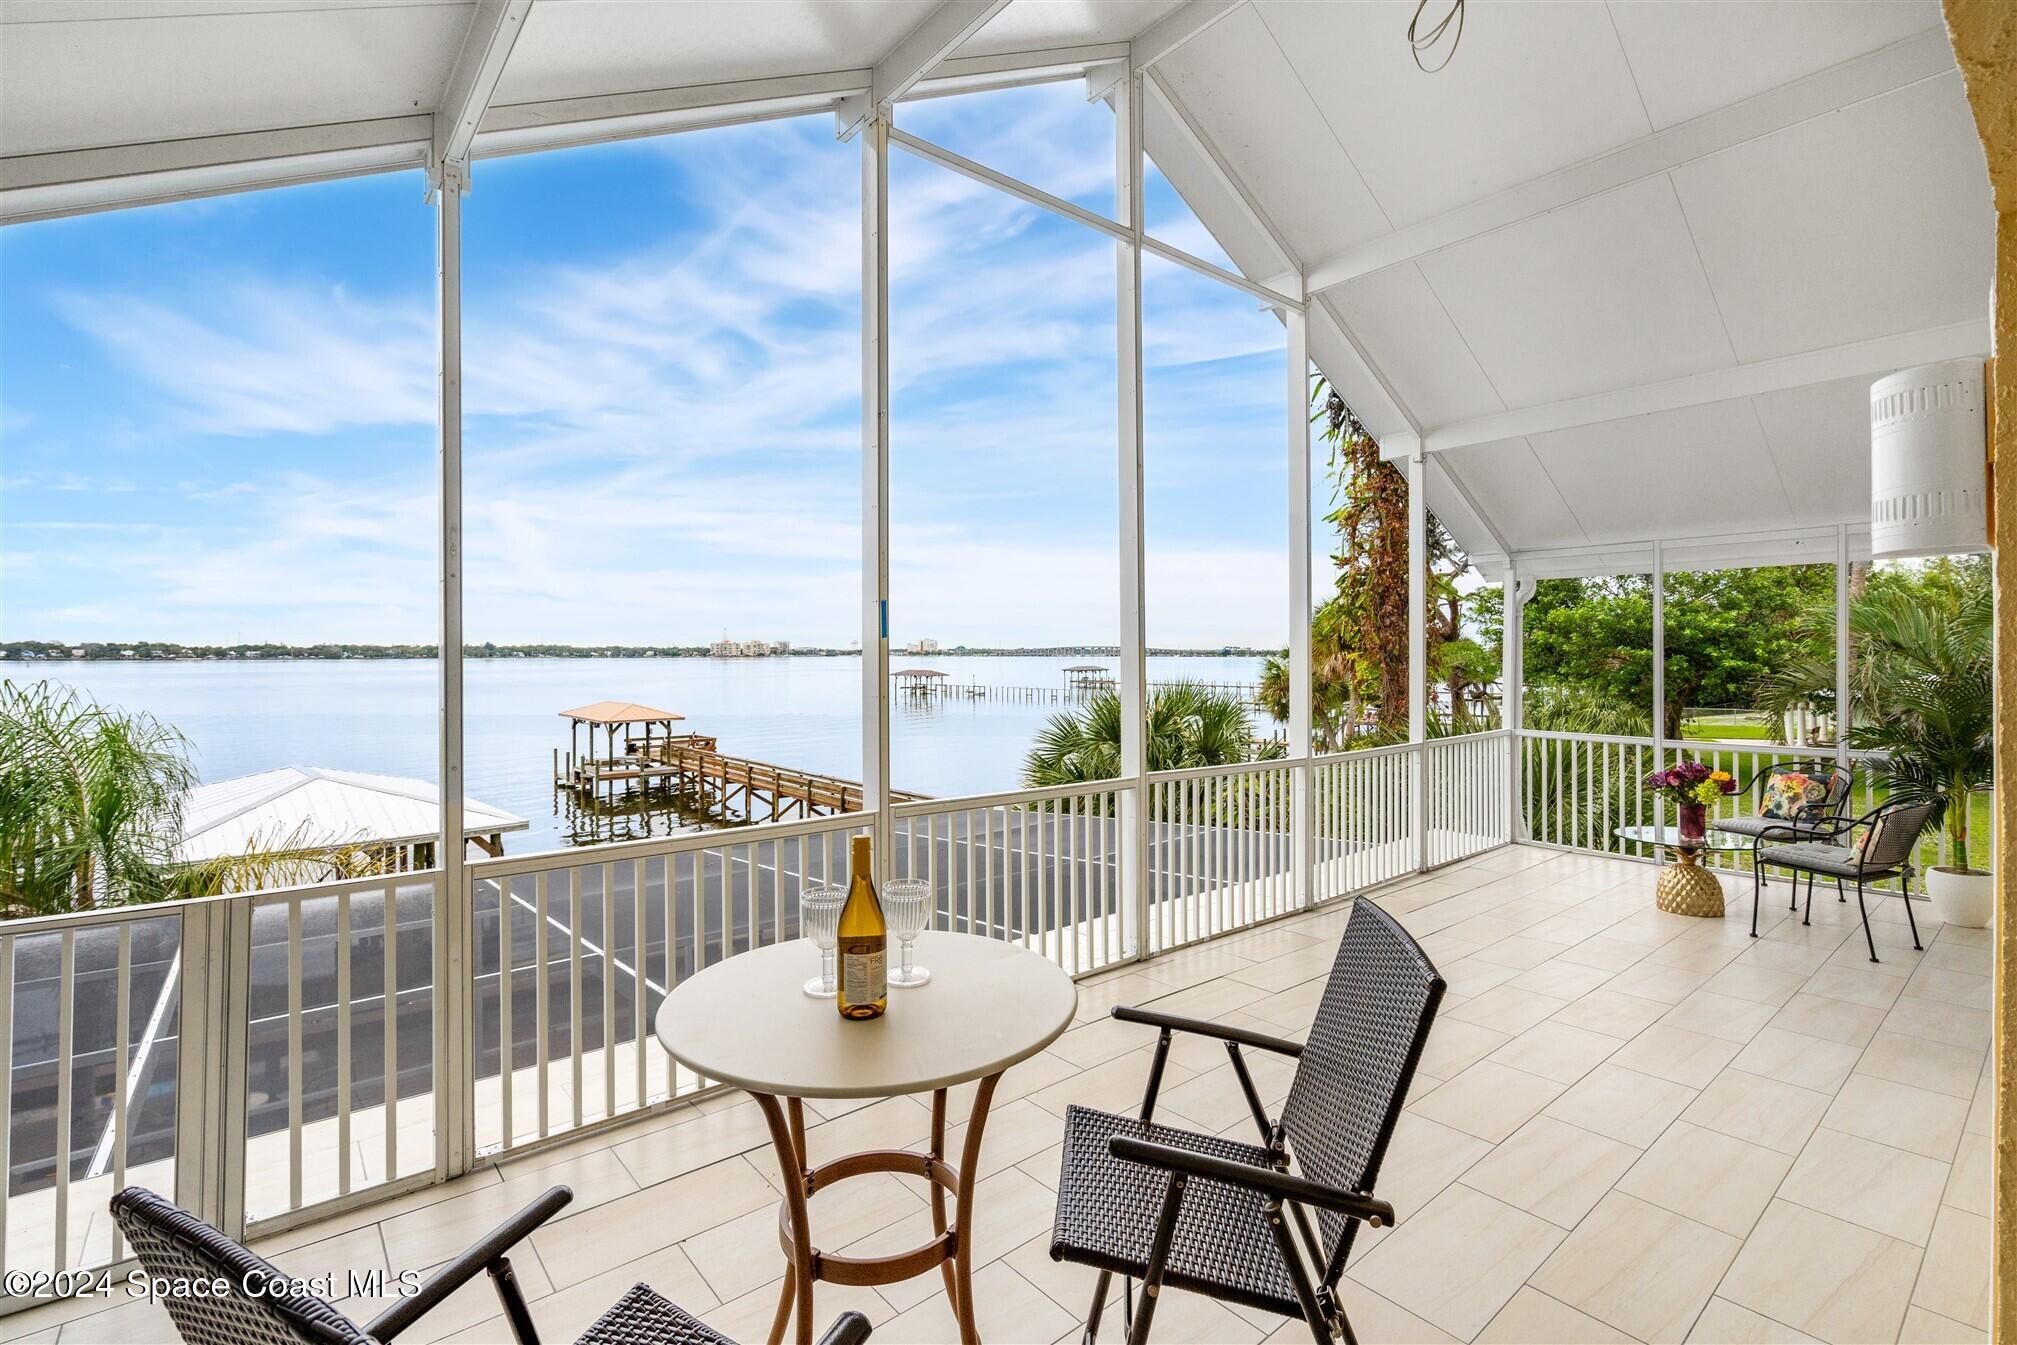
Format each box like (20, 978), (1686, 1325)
(883, 878), (932, 987)
(799, 885), (846, 998)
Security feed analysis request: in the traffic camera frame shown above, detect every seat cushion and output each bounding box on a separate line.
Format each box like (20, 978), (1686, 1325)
(1712, 815), (1831, 840)
(1758, 841), (1889, 879)
(575, 1283), (731, 1345)
(1051, 1105), (1305, 1318)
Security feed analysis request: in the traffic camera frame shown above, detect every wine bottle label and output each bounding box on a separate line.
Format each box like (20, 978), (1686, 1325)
(842, 946), (885, 1005)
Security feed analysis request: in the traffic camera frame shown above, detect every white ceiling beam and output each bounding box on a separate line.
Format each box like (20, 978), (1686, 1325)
(1418, 319), (1988, 454)
(1304, 26), (1959, 294)
(837, 0), (1009, 138)
(433, 0), (533, 185)
(1142, 67), (1300, 294)
(1131, 0), (1241, 73)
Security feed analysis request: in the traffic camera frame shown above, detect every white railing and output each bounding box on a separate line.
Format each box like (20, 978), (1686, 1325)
(1425, 730), (1513, 867)
(0, 870), (444, 1288)
(7, 750), (1541, 1301)
(1145, 759), (1298, 954)
(1517, 731), (1984, 891)
(468, 812), (871, 1158)
(1312, 742), (1416, 899)
(893, 780), (1132, 977)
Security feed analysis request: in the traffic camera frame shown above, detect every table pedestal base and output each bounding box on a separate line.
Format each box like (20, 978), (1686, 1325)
(1656, 849), (1726, 918)
(753, 1073), (1000, 1345)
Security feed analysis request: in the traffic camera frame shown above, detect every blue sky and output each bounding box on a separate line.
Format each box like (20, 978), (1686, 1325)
(1, 81), (1292, 649)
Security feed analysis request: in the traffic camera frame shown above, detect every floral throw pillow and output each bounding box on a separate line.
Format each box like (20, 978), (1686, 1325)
(1759, 771), (1827, 819)
(1853, 814), (1896, 865)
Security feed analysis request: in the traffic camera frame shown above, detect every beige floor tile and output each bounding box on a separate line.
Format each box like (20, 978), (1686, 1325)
(1474, 1286), (1634, 1343)
(1616, 1120), (1791, 1238)
(1700, 961), (1809, 1008)
(1911, 1207), (1989, 1331)
(1780, 1126), (1948, 1246)
(1718, 1201), (1922, 1345)
(1084, 1285), (1263, 1344)
(1603, 960), (1713, 1006)
(376, 1147), (640, 1271)
(1484, 1019), (1619, 1085)
(1505, 957), (1618, 1001)
(1853, 1031), (1985, 1101)
(941, 1097), (1070, 1179)
(1768, 993), (1886, 1048)
(1659, 989), (1781, 1045)
(1555, 936), (1652, 974)
(1360, 1113), (1493, 1226)
(608, 1097), (775, 1187)
(1543, 1063), (1696, 1148)
(1348, 1184), (1565, 1340)
(1942, 1132), (1990, 1217)
(1441, 956), (1525, 999)
(1447, 985), (1574, 1036)
(1531, 1190), (1739, 1343)
(1407, 1060), (1564, 1144)
(842, 1166), (1059, 1312)
(1299, 1279), (1458, 1344)
(1800, 964), (1906, 1011)
(1820, 1076), (1968, 1162)
(875, 1261), (1071, 1345)
(1899, 967), (1990, 1011)
(1414, 1018), (1511, 1081)
(1458, 1114), (1638, 1229)
(684, 1172), (923, 1305)
(1609, 1022), (1743, 1089)
(1897, 1304), (1989, 1343)
(1546, 987), (1672, 1040)
(1725, 1027), (1864, 1094)
(36, 1295), (176, 1345)
(1683, 1071), (1832, 1155)
(1027, 1046), (1196, 1120)
(1686, 1297), (1821, 1343)
(508, 1241), (717, 1345)
(531, 1155), (774, 1288)
(697, 1276), (896, 1345)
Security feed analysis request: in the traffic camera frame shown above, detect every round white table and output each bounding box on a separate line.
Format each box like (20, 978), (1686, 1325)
(655, 931), (1077, 1345)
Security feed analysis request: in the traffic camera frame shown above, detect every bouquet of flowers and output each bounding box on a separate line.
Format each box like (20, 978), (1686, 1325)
(1642, 760), (1738, 808)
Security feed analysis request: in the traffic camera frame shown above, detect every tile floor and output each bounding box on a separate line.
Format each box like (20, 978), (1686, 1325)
(1, 845), (1995, 1344)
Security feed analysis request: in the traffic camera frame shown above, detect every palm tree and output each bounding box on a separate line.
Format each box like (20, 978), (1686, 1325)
(1023, 682), (1272, 791)
(1843, 581), (1993, 872)
(0, 680), (194, 915)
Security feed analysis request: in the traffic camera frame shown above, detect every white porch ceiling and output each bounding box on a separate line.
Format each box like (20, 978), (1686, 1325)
(0, 0), (1993, 577)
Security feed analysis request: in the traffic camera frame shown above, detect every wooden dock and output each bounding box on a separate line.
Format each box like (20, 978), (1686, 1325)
(556, 734), (911, 823)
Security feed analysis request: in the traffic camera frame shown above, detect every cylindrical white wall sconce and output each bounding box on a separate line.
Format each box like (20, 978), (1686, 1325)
(1870, 358), (1989, 559)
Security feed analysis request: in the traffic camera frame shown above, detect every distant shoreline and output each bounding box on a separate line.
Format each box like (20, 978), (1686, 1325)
(2, 644), (1277, 663)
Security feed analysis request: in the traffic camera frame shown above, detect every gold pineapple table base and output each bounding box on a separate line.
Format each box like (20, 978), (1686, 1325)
(1655, 847), (1726, 918)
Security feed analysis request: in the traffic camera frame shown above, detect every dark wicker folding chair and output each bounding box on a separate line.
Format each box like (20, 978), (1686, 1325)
(1048, 899), (1443, 1345)
(1712, 758), (1855, 856)
(109, 1185), (874, 1345)
(1750, 797), (1940, 963)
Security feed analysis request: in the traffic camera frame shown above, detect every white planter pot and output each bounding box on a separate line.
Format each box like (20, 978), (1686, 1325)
(1925, 866), (1993, 928)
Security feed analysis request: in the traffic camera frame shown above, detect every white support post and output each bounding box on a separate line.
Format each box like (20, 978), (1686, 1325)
(1651, 540), (1667, 860)
(1505, 562), (1523, 843)
(1116, 72), (1148, 957)
(1287, 307), (1313, 905)
(1408, 447), (1427, 871)
(1835, 523), (1851, 765)
(434, 159), (471, 1180)
(862, 115), (893, 877)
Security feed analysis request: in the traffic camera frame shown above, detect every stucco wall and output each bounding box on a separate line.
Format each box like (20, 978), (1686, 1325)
(1939, 2), (2014, 1338)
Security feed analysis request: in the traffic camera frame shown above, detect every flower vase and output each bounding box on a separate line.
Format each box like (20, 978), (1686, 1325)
(1677, 801), (1707, 847)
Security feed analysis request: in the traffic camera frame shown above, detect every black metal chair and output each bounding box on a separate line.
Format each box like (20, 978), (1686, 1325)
(1750, 797), (1940, 963)
(1048, 899), (1443, 1345)
(1712, 758), (1855, 853)
(109, 1185), (874, 1345)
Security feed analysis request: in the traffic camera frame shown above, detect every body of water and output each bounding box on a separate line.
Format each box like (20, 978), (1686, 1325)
(3, 654), (1270, 855)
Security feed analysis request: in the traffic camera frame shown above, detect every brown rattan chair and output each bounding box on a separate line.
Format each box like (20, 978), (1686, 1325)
(1047, 899), (1443, 1345)
(109, 1185), (873, 1345)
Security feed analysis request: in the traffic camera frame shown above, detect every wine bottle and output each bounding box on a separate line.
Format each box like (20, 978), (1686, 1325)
(836, 834), (887, 1020)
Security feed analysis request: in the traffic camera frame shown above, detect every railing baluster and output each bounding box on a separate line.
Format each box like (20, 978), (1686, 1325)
(601, 861), (616, 1123)
(492, 881), (507, 1155)
(54, 929), (73, 1272)
(0, 934), (11, 1279)
(287, 897), (304, 1211)
(535, 871), (549, 1139)
(634, 857), (647, 1113)
(111, 923), (130, 1263)
(383, 881), (399, 1181)
(570, 870), (584, 1132)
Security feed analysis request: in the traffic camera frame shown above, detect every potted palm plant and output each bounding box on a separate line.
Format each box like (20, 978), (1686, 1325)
(1846, 583), (1993, 927)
